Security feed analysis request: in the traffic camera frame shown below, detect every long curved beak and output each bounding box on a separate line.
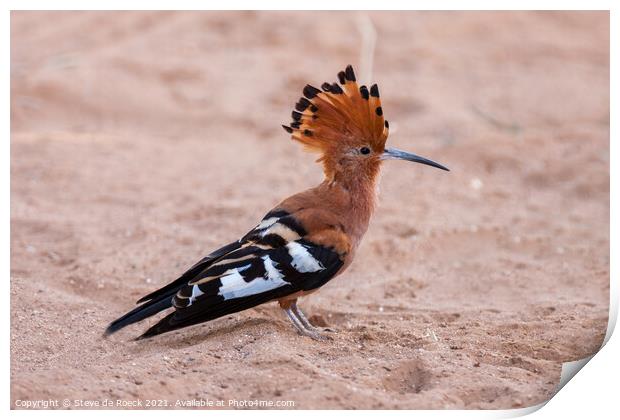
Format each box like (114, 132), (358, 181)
(381, 147), (449, 171)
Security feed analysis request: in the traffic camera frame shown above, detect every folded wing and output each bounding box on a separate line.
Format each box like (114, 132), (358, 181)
(135, 209), (345, 339)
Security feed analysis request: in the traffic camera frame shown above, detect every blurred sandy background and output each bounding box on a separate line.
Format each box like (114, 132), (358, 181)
(11, 11), (609, 409)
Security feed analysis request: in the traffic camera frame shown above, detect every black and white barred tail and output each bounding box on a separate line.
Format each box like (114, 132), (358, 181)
(105, 210), (343, 339)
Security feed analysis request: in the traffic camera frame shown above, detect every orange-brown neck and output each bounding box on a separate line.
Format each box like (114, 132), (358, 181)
(277, 158), (381, 253)
(323, 158), (381, 247)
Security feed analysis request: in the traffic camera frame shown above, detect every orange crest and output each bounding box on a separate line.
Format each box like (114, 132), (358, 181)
(283, 65), (389, 155)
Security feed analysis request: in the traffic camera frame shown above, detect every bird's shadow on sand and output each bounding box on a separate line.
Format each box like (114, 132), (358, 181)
(125, 317), (283, 355)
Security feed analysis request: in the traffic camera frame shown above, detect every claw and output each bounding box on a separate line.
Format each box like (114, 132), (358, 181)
(304, 329), (333, 341)
(283, 307), (332, 341)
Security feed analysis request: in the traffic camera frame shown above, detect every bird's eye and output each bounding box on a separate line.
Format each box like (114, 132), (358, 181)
(360, 147), (371, 155)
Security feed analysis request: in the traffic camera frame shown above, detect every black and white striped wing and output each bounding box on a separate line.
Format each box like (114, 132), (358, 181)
(140, 211), (344, 336)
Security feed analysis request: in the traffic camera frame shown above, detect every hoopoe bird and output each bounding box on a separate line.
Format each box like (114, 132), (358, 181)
(105, 65), (448, 341)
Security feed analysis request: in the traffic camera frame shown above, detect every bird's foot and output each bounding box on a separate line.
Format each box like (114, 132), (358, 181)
(283, 307), (333, 341)
(292, 303), (337, 335)
(301, 328), (333, 341)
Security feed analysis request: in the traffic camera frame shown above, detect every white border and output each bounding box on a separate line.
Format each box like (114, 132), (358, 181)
(4, 1), (617, 419)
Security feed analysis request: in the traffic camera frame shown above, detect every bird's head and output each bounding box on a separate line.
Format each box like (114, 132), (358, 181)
(283, 65), (448, 184)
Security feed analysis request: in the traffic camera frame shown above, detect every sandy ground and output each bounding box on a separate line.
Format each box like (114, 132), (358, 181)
(10, 11), (609, 409)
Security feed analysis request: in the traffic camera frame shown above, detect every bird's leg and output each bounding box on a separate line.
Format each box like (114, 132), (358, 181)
(291, 301), (318, 331)
(291, 301), (334, 332)
(292, 301), (336, 334)
(284, 307), (311, 334)
(279, 300), (330, 341)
